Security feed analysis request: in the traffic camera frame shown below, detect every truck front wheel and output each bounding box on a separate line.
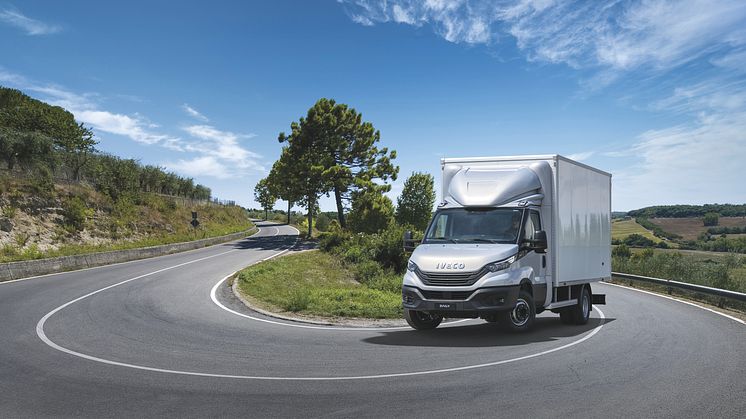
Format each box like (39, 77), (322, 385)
(404, 310), (443, 330)
(499, 290), (535, 332)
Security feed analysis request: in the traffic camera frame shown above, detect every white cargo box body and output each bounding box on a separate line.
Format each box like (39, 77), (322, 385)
(440, 155), (611, 287)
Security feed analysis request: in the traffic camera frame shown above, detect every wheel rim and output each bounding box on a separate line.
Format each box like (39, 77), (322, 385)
(582, 293), (590, 320)
(510, 298), (530, 326)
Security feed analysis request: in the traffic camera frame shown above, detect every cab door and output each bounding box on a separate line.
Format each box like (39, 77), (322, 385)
(521, 210), (548, 306)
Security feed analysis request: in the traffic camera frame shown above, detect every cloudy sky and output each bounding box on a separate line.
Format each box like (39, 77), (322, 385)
(1, 0), (744, 211)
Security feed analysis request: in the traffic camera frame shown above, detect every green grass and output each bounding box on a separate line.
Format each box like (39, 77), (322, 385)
(236, 250), (402, 319)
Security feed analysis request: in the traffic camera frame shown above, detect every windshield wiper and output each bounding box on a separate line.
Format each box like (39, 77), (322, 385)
(427, 238), (460, 244)
(470, 238), (499, 243)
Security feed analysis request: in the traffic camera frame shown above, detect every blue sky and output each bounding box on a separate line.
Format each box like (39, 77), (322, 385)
(1, 0), (745, 211)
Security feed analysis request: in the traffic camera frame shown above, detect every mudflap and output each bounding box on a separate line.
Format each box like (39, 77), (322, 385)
(592, 294), (606, 305)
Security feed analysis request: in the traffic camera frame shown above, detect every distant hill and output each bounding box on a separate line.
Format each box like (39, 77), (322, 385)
(628, 204), (746, 218)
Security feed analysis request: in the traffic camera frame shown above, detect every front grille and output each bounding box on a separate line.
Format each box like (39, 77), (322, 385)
(420, 290), (474, 300)
(415, 267), (487, 286)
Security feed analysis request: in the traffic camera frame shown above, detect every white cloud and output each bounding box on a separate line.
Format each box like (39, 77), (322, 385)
(181, 103), (209, 122)
(341, 0), (493, 44)
(392, 5), (416, 24)
(0, 7), (61, 35)
(0, 68), (263, 180)
(351, 14), (375, 26)
(165, 156), (235, 179)
(342, 1), (746, 71)
(179, 125), (263, 176)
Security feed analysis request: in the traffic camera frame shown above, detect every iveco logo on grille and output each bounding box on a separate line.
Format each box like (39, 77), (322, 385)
(435, 262), (466, 269)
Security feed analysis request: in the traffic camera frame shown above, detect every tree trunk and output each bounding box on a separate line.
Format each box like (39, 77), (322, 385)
(334, 186), (346, 228)
(264, 209), (268, 220)
(307, 198), (314, 238)
(287, 201), (292, 225)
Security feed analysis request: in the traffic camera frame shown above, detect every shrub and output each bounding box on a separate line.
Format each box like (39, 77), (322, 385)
(703, 212), (719, 227)
(61, 196), (89, 231)
(612, 244), (631, 258)
(354, 260), (384, 285)
(319, 226), (350, 252)
(623, 233), (656, 247)
(2, 205), (17, 218)
(347, 191), (395, 234)
(13, 232), (30, 247)
(315, 212), (332, 232)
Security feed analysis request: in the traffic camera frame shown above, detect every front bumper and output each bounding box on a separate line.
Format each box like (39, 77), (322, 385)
(402, 285), (521, 314)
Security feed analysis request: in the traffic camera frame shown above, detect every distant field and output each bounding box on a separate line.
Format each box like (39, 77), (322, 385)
(612, 219), (669, 244)
(649, 216), (746, 241)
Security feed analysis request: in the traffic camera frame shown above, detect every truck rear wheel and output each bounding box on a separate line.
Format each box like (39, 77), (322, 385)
(404, 310), (443, 330)
(499, 290), (535, 332)
(560, 286), (591, 325)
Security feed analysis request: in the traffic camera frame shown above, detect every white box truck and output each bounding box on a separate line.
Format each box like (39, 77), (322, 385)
(402, 155), (611, 332)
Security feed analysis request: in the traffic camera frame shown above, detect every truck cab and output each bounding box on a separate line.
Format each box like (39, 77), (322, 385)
(402, 155), (610, 332)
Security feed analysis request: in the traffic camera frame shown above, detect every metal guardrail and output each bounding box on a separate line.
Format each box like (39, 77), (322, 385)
(611, 272), (746, 303)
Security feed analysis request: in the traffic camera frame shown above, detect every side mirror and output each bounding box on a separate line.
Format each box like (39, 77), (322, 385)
(403, 230), (418, 252)
(531, 230), (548, 253)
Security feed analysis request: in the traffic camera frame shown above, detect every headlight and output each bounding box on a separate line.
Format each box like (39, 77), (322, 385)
(485, 255), (516, 273)
(407, 260), (418, 272)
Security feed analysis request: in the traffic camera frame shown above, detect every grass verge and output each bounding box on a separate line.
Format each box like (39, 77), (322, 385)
(236, 250), (402, 319)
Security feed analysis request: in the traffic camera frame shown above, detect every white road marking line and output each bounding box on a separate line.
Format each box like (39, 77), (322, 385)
(36, 307), (606, 381)
(36, 223), (606, 381)
(601, 281), (745, 325)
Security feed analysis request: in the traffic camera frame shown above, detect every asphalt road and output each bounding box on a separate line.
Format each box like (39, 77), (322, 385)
(1, 222), (744, 418)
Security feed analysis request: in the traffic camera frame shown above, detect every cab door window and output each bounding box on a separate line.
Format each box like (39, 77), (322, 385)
(522, 211), (541, 242)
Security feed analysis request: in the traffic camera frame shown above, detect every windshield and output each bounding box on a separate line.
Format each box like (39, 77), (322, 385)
(424, 208), (524, 244)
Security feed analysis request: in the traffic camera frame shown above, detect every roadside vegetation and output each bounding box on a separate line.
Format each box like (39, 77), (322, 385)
(236, 251), (401, 318)
(0, 86), (251, 262)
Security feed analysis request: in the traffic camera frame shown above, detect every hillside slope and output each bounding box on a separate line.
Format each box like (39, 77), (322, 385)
(0, 177), (251, 263)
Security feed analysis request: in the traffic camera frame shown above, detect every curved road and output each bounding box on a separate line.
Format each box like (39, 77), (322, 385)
(1, 223), (744, 418)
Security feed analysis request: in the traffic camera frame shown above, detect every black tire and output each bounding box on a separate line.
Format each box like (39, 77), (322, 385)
(498, 290), (535, 332)
(404, 309), (443, 330)
(560, 286), (591, 325)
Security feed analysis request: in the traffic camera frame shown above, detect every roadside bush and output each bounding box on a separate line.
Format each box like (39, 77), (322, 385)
(623, 233), (657, 248)
(367, 272), (403, 294)
(319, 224), (350, 252)
(366, 223), (409, 272)
(354, 259), (384, 285)
(61, 196), (89, 231)
(347, 191), (395, 234)
(315, 212), (332, 232)
(612, 251), (744, 292)
(612, 244), (631, 258)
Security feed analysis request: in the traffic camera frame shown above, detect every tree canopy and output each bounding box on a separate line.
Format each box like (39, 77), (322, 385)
(395, 172), (435, 231)
(253, 178), (276, 220)
(277, 98), (398, 229)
